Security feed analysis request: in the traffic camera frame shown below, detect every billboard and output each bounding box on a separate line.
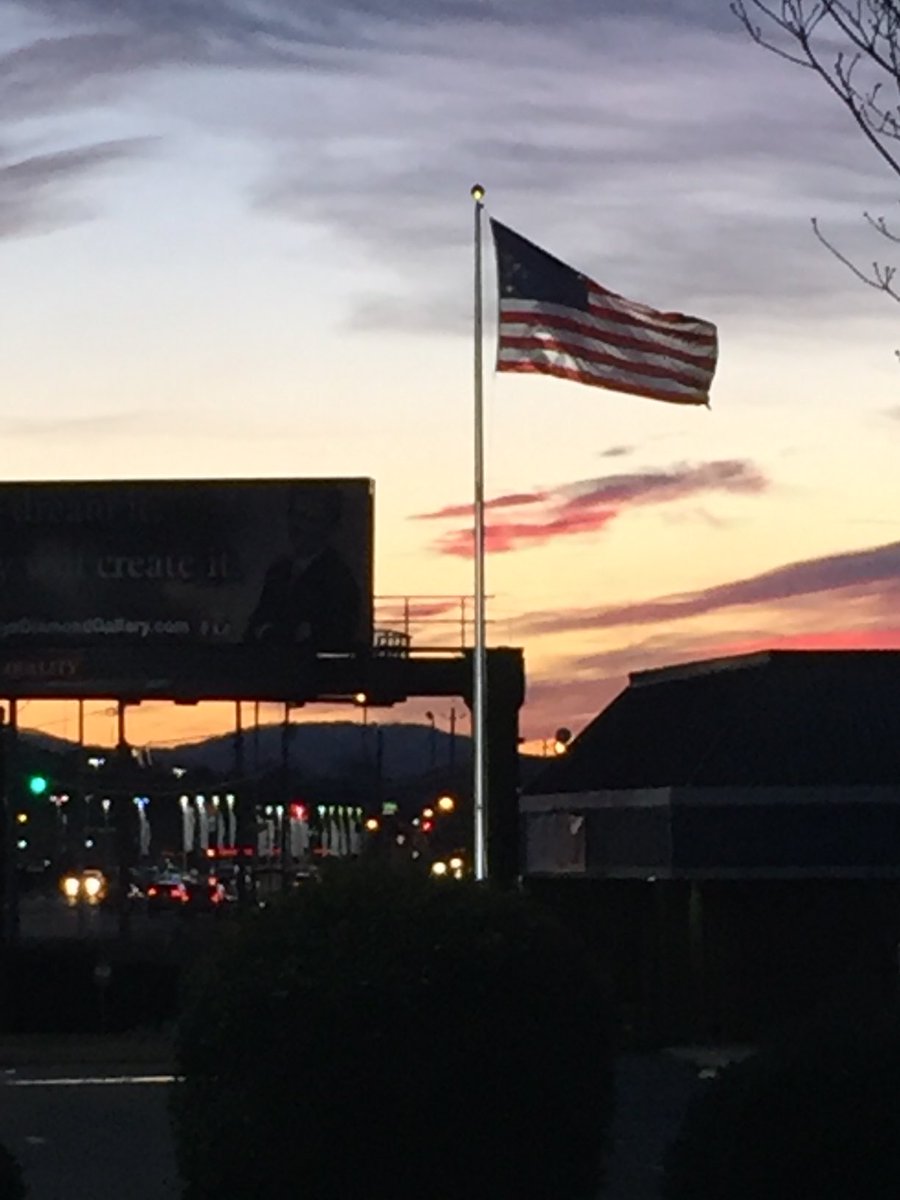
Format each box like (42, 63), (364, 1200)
(0, 478), (373, 658)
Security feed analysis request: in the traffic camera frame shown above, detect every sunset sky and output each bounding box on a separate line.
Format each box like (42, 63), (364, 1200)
(3, 0), (900, 754)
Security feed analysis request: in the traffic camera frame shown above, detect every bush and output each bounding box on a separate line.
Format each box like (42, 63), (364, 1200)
(0, 1142), (25, 1200)
(173, 864), (614, 1200)
(662, 1000), (900, 1200)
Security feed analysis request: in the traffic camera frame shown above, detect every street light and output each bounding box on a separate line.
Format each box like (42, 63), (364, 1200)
(554, 727), (573, 755)
(436, 795), (455, 814)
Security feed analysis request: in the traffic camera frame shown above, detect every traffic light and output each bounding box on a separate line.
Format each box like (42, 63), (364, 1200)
(27, 774), (48, 797)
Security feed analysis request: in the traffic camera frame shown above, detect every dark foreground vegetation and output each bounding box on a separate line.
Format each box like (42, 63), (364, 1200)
(172, 864), (615, 1200)
(663, 999), (900, 1200)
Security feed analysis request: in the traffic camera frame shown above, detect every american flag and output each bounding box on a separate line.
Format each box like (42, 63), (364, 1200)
(490, 220), (718, 407)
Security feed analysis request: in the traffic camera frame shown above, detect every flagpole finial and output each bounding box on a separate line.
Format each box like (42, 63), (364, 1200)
(470, 183), (485, 203)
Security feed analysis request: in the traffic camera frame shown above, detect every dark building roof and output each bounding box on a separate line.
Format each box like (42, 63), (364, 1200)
(527, 650), (900, 794)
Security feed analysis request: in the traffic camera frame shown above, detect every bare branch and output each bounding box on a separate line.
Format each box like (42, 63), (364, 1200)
(738, 3), (900, 327)
(731, 1), (819, 67)
(812, 216), (900, 298)
(864, 208), (900, 238)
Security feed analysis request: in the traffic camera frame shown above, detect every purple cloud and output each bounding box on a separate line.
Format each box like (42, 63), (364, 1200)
(517, 540), (900, 635)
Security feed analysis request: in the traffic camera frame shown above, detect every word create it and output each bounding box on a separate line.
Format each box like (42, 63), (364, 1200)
(96, 553), (229, 582)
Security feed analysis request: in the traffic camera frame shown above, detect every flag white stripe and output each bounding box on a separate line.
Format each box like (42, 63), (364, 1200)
(499, 299), (716, 361)
(496, 345), (706, 399)
(499, 322), (714, 386)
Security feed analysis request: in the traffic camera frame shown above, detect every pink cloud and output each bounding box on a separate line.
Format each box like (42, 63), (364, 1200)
(377, 599), (460, 620)
(412, 490), (548, 521)
(417, 459), (767, 558)
(435, 507), (617, 557)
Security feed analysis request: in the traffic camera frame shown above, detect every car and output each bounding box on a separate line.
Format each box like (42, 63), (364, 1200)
(143, 873), (231, 916)
(60, 868), (108, 907)
(184, 876), (230, 913)
(144, 876), (190, 915)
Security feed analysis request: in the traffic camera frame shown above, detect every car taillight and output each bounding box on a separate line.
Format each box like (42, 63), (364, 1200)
(147, 886), (158, 897)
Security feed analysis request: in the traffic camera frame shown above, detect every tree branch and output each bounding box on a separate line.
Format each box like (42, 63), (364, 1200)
(864, 207), (900, 238)
(812, 215), (900, 297)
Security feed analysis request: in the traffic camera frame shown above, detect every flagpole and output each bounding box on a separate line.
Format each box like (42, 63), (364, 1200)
(471, 182), (488, 882)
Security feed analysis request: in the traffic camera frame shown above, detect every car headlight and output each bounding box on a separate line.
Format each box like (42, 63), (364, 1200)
(82, 875), (102, 898)
(62, 876), (80, 898)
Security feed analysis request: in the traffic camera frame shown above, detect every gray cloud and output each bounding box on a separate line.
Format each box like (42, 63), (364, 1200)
(0, 138), (152, 239)
(516, 539), (900, 636)
(249, 12), (896, 332)
(8, 1), (897, 331)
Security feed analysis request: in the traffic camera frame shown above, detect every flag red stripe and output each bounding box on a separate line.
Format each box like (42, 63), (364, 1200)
(496, 358), (709, 405)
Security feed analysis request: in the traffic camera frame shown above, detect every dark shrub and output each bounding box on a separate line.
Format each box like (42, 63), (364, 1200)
(173, 864), (613, 1200)
(663, 1000), (900, 1200)
(0, 1141), (25, 1200)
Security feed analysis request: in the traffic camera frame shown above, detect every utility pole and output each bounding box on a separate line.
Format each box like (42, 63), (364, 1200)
(448, 706), (457, 773)
(426, 711), (437, 771)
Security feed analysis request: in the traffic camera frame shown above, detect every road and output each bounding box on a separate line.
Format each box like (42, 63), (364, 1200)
(15, 893), (227, 945)
(1, 1068), (179, 1199)
(0, 1048), (717, 1199)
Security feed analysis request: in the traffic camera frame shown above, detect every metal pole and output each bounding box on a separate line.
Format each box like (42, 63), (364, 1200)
(77, 700), (85, 854)
(471, 182), (488, 881)
(233, 701), (250, 900)
(1, 703), (17, 946)
(280, 703), (290, 890)
(116, 700), (127, 755)
(115, 701), (131, 939)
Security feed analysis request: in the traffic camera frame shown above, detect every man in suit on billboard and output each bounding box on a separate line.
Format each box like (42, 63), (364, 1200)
(244, 486), (362, 651)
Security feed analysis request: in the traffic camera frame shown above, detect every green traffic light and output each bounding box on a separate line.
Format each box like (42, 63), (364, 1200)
(28, 775), (48, 796)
